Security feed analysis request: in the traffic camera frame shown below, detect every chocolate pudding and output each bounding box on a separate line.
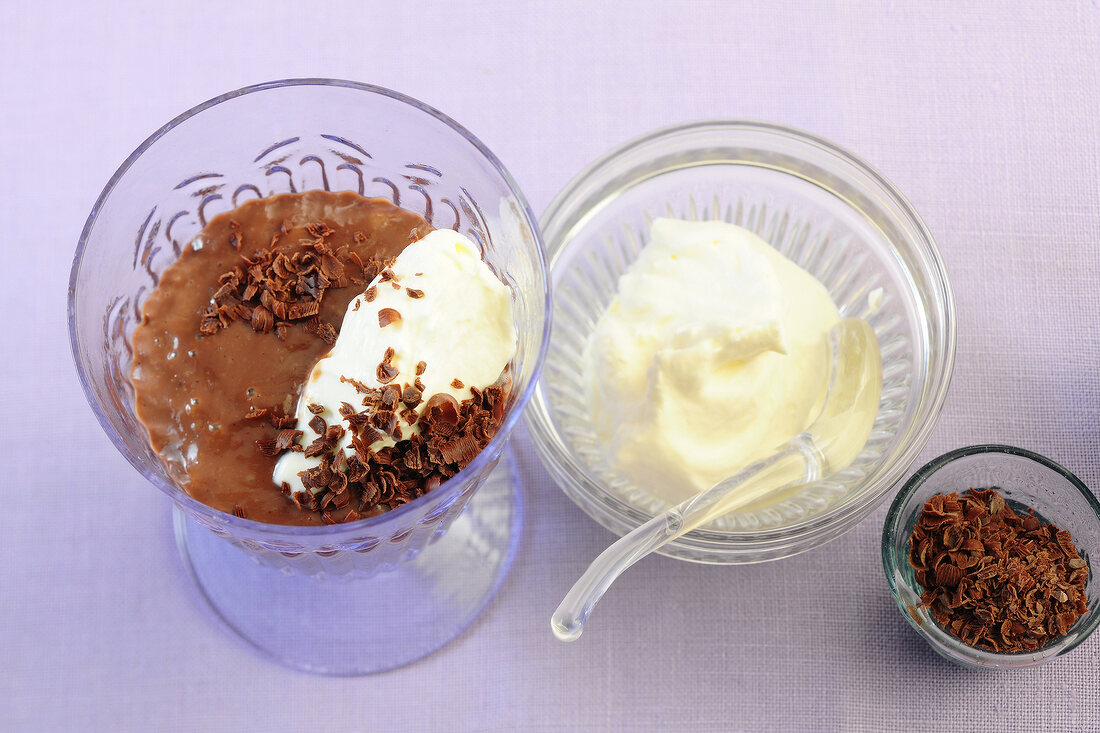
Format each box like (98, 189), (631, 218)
(131, 191), (431, 524)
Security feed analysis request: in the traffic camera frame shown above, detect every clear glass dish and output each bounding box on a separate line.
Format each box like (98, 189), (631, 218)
(883, 445), (1100, 669)
(524, 120), (955, 564)
(68, 79), (550, 674)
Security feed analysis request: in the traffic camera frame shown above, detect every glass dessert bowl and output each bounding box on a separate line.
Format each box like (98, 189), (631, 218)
(68, 79), (550, 674)
(883, 445), (1100, 669)
(524, 120), (955, 564)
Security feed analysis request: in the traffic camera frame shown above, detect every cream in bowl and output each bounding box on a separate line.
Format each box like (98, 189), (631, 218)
(524, 120), (956, 564)
(584, 217), (866, 506)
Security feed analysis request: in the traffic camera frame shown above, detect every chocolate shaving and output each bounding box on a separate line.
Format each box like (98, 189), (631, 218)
(228, 221), (244, 251)
(423, 393), (461, 437)
(364, 286), (378, 302)
(232, 504), (247, 518)
(330, 489), (351, 509)
(255, 438), (280, 457)
(401, 384), (422, 408)
(380, 384), (401, 410)
(307, 403), (325, 415)
(439, 433), (480, 465)
(406, 288), (424, 299)
(378, 308), (402, 328)
(212, 282), (238, 308)
(370, 409), (397, 435)
(308, 415), (326, 435)
(402, 449), (423, 471)
(275, 429), (303, 453)
(270, 412), (297, 429)
(376, 346), (399, 384)
(351, 428), (380, 460)
(306, 222), (334, 239)
(287, 300), (320, 320)
(451, 378), (464, 389)
(251, 305), (274, 334)
(304, 317), (338, 345)
(304, 434), (336, 459)
(244, 407), (270, 421)
(200, 301), (235, 332)
(340, 375), (379, 397)
(344, 411), (371, 429)
(416, 360), (427, 376)
(377, 362), (399, 384)
(320, 252), (345, 281)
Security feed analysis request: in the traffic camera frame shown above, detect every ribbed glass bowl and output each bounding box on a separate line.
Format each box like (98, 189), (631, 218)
(524, 120), (955, 564)
(68, 79), (551, 675)
(883, 445), (1100, 669)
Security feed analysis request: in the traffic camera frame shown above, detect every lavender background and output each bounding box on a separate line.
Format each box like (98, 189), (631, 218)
(5, 1), (1100, 730)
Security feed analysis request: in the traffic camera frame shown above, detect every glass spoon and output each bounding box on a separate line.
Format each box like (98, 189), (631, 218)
(551, 317), (882, 641)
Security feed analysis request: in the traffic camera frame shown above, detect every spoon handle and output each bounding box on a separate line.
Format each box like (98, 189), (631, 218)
(550, 438), (821, 642)
(551, 510), (680, 641)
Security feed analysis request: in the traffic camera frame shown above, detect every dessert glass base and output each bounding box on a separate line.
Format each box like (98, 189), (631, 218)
(175, 445), (522, 675)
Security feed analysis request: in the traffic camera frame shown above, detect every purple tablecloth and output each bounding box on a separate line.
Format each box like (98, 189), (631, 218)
(5, 1), (1099, 730)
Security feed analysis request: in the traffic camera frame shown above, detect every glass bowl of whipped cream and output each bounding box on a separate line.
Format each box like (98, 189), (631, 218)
(524, 120), (955, 563)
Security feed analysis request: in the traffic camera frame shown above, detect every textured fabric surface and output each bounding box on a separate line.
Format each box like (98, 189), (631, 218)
(4, 1), (1099, 730)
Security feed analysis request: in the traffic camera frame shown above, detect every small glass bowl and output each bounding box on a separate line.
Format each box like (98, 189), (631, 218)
(524, 120), (956, 563)
(883, 445), (1100, 669)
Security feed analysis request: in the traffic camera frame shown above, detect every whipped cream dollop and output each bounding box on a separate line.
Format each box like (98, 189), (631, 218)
(274, 229), (516, 496)
(584, 218), (841, 505)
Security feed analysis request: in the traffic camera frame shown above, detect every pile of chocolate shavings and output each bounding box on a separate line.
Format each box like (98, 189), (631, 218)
(909, 488), (1090, 652)
(254, 370), (510, 524)
(199, 220), (384, 344)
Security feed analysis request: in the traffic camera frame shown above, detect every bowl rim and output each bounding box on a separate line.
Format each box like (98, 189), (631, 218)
(68, 77), (552, 538)
(528, 118), (957, 555)
(882, 443), (1100, 666)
